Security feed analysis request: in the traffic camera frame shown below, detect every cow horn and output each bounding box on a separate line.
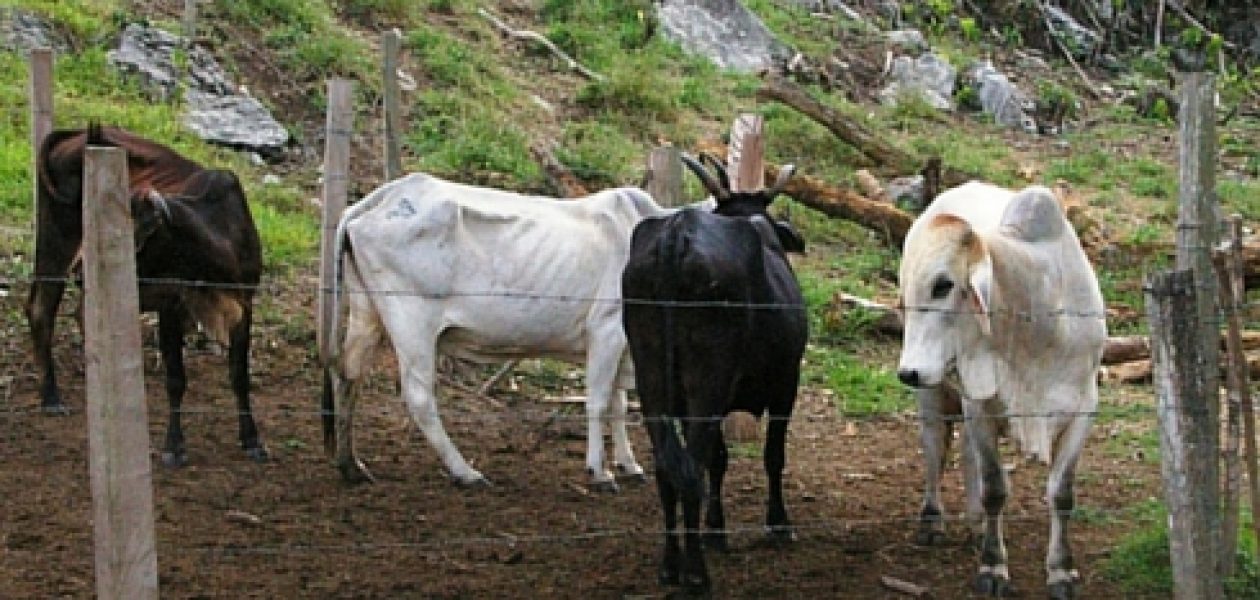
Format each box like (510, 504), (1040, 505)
(698, 152), (731, 193)
(768, 164), (796, 197)
(680, 153), (729, 201)
(148, 189), (173, 224)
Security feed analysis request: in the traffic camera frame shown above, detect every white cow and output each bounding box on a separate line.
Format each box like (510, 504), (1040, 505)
(323, 173), (674, 491)
(896, 181), (1106, 599)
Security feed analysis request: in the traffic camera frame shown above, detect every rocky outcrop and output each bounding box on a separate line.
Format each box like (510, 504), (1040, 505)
(656, 0), (793, 73)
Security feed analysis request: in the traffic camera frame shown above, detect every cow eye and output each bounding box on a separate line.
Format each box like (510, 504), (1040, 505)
(930, 278), (954, 300)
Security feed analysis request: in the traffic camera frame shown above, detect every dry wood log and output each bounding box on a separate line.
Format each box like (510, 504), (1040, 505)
(756, 73), (973, 186)
(695, 139), (915, 247)
(879, 575), (933, 598)
(1101, 351), (1260, 385)
(478, 8), (606, 81)
(529, 141), (588, 197)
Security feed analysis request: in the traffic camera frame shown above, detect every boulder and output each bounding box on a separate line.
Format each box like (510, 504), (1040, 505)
(0, 8), (70, 55)
(656, 0), (793, 73)
(1044, 4), (1098, 60)
(878, 53), (955, 110)
(182, 91), (290, 158)
(966, 60), (1037, 133)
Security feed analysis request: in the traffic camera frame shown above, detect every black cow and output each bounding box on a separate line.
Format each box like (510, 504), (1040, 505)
(26, 124), (266, 466)
(622, 153), (808, 595)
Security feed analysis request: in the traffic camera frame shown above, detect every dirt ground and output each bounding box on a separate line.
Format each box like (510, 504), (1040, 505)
(0, 281), (1169, 600)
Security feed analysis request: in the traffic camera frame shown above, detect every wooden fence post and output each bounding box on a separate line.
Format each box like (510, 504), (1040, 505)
(1148, 269), (1224, 600)
(1216, 215), (1248, 577)
(645, 146), (684, 208)
(382, 28), (403, 182)
(722, 113), (766, 443)
(182, 0), (198, 40)
(317, 79), (354, 367)
(29, 48), (53, 251)
(83, 146), (159, 600)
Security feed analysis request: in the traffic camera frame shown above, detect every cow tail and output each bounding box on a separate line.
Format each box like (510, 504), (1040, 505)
(656, 217), (700, 493)
(321, 205), (355, 452)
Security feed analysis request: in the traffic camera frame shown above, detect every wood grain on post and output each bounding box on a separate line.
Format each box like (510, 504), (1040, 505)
(182, 0), (198, 40)
(1148, 269), (1223, 600)
(29, 48), (53, 253)
(722, 116), (765, 443)
(1174, 71), (1223, 585)
(1224, 215), (1260, 572)
(82, 146), (159, 600)
(645, 146), (684, 208)
(382, 29), (403, 182)
(317, 79), (354, 366)
(1215, 216), (1247, 578)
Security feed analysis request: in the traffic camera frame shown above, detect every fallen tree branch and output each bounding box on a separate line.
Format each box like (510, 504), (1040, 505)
(478, 8), (607, 82)
(756, 73), (973, 186)
(530, 141), (589, 197)
(879, 575), (933, 598)
(696, 139), (915, 247)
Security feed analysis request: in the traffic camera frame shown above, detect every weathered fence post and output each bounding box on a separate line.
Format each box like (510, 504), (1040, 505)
(1216, 215), (1248, 576)
(182, 0), (199, 40)
(645, 146), (684, 208)
(29, 48), (53, 250)
(1173, 70), (1223, 584)
(723, 113), (766, 443)
(317, 79), (354, 367)
(382, 28), (403, 182)
(83, 146), (159, 600)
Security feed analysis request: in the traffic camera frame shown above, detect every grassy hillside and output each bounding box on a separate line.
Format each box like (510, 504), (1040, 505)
(3, 2), (1260, 593)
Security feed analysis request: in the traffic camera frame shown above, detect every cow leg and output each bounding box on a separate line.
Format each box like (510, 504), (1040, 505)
(702, 424), (729, 552)
(397, 347), (488, 487)
(646, 418), (683, 586)
(914, 386), (950, 545)
(609, 388), (646, 483)
(25, 252), (74, 414)
(968, 409), (1014, 597)
(583, 339), (639, 491)
(1046, 414), (1091, 600)
(764, 403), (795, 544)
(229, 307), (267, 462)
(157, 308), (189, 468)
(333, 307), (383, 484)
(679, 416), (716, 595)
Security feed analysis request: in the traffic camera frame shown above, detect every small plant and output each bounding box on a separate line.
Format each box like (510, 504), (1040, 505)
(959, 17), (979, 42)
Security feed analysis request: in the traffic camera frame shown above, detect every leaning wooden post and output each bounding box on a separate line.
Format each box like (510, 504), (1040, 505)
(317, 79), (354, 367)
(1148, 269), (1224, 600)
(381, 28), (403, 182)
(1174, 70), (1222, 582)
(645, 146), (684, 208)
(83, 146), (159, 600)
(29, 48), (53, 252)
(722, 113), (766, 443)
(1216, 215), (1249, 576)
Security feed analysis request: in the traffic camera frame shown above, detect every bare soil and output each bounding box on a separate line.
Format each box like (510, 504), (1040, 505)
(0, 281), (1166, 599)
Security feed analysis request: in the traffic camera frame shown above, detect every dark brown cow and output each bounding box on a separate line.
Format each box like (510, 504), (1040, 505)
(26, 124), (266, 466)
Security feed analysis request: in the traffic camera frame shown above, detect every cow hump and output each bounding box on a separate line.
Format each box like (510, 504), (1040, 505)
(999, 186), (1066, 243)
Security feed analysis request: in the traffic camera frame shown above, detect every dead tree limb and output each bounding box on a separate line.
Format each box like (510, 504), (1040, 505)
(529, 141), (589, 197)
(696, 139), (915, 247)
(478, 8), (607, 82)
(756, 73), (972, 186)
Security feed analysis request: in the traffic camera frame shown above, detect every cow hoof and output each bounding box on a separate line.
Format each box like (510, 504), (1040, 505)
(914, 528), (946, 546)
(1048, 580), (1077, 600)
(658, 565), (680, 586)
(764, 525), (796, 546)
(244, 446), (269, 463)
(40, 401), (70, 416)
(161, 451), (188, 469)
(702, 531), (729, 553)
(588, 479), (620, 494)
(680, 573), (712, 598)
(974, 573), (1016, 597)
(615, 464), (647, 484)
(338, 461), (375, 485)
(452, 474), (491, 489)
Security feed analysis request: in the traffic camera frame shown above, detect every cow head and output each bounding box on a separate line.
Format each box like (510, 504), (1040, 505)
(130, 188), (173, 253)
(680, 152), (804, 253)
(896, 213), (992, 389)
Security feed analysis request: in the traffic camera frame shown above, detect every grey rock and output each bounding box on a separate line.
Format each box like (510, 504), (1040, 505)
(657, 0), (793, 73)
(106, 23), (288, 155)
(887, 174), (926, 212)
(886, 29), (928, 53)
(182, 90), (289, 157)
(879, 53), (956, 111)
(967, 60), (1037, 133)
(1044, 4), (1098, 59)
(1, 8), (70, 55)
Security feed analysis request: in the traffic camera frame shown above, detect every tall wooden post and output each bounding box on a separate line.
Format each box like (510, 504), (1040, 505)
(29, 48), (53, 250)
(1216, 215), (1250, 577)
(382, 29), (403, 182)
(83, 146), (159, 600)
(182, 0), (199, 40)
(317, 79), (354, 366)
(645, 146), (684, 208)
(1173, 70), (1222, 584)
(722, 113), (766, 443)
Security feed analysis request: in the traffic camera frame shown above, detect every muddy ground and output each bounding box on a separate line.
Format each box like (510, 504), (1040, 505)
(0, 281), (1168, 600)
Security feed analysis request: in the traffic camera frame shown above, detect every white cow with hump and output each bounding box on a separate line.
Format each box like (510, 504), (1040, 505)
(323, 172), (673, 491)
(896, 181), (1106, 599)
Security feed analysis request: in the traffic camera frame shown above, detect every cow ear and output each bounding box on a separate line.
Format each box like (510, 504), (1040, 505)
(967, 263), (992, 337)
